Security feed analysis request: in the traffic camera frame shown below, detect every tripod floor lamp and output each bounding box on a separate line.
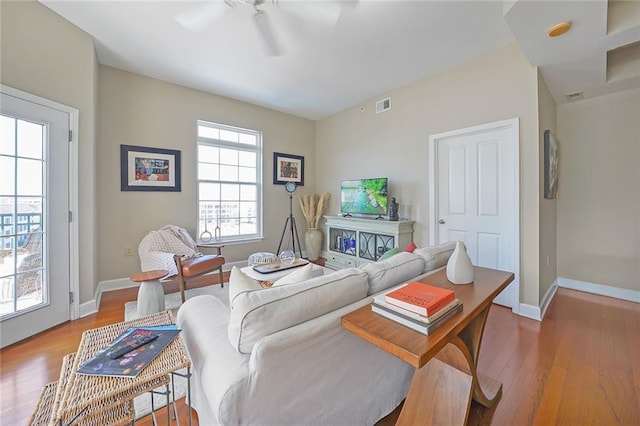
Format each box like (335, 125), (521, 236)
(277, 182), (303, 258)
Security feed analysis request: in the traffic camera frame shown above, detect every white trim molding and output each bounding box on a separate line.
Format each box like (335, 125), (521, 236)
(516, 279), (558, 322)
(79, 262), (242, 318)
(558, 277), (640, 304)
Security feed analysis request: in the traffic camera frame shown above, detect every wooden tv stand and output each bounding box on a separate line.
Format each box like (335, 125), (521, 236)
(341, 266), (514, 425)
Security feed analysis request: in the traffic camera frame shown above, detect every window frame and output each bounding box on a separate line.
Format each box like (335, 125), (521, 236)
(196, 120), (263, 244)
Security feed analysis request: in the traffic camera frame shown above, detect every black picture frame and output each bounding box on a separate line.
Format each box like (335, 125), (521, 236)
(543, 130), (559, 199)
(273, 152), (304, 186)
(120, 144), (181, 192)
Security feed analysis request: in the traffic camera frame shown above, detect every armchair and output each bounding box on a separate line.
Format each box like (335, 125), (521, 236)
(138, 225), (225, 302)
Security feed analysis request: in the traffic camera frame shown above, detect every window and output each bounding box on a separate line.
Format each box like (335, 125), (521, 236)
(196, 120), (262, 243)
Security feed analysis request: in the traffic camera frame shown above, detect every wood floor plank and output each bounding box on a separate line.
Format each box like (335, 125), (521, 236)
(1, 284), (639, 426)
(532, 363), (567, 425)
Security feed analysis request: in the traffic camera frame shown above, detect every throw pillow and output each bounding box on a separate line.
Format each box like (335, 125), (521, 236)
(403, 241), (417, 253)
(272, 263), (313, 286)
(378, 247), (399, 261)
(228, 266), (262, 307)
(360, 251), (424, 295)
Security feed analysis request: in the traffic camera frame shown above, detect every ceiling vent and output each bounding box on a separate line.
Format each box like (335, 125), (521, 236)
(565, 91), (583, 101)
(375, 97), (391, 113)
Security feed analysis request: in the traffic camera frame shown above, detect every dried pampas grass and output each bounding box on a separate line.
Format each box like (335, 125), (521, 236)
(299, 192), (330, 228)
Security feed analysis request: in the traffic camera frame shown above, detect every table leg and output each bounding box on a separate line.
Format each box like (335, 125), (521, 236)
(397, 305), (502, 425)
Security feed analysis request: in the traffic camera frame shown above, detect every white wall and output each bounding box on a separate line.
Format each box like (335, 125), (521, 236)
(316, 43), (543, 306)
(557, 89), (640, 292)
(97, 67), (316, 281)
(1, 0), (98, 304)
(538, 72), (558, 303)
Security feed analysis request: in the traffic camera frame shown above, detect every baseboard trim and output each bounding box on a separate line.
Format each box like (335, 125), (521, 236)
(517, 303), (541, 321)
(558, 277), (640, 303)
(79, 261), (242, 318)
(516, 279), (558, 322)
(539, 280), (558, 320)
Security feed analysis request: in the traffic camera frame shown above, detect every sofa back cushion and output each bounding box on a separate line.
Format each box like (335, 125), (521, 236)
(228, 268), (368, 354)
(228, 266), (263, 307)
(272, 263), (314, 286)
(360, 251), (424, 295)
(414, 242), (456, 273)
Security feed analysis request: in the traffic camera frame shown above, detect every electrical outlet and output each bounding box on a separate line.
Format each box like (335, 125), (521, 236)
(125, 246), (133, 256)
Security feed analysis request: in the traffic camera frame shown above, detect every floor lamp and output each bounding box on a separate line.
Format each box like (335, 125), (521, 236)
(277, 182), (303, 258)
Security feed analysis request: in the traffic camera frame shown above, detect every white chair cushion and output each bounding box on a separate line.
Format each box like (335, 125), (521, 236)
(414, 242), (456, 273)
(228, 268), (368, 354)
(272, 263), (313, 286)
(228, 266), (263, 307)
(360, 251), (425, 295)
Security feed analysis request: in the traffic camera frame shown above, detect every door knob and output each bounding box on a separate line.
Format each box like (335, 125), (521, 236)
(438, 219), (445, 224)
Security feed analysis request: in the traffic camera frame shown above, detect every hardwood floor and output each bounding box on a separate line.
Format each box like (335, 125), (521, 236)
(1, 280), (638, 425)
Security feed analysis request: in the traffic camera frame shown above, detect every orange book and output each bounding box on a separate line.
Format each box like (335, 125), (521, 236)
(384, 282), (455, 317)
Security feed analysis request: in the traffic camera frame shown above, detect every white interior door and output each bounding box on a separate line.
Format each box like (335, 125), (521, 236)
(0, 91), (71, 347)
(429, 119), (519, 310)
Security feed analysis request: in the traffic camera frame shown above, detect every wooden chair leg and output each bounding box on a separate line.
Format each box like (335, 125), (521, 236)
(174, 255), (187, 303)
(178, 276), (186, 303)
(218, 267), (224, 288)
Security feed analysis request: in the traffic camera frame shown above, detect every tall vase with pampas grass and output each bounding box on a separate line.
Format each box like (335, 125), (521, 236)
(299, 192), (330, 261)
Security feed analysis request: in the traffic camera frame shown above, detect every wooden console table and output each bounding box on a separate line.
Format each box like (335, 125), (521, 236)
(341, 266), (514, 425)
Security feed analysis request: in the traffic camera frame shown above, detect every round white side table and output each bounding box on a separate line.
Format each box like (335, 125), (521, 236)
(130, 270), (168, 317)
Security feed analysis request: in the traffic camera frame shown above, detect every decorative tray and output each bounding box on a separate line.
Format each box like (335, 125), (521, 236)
(252, 258), (309, 274)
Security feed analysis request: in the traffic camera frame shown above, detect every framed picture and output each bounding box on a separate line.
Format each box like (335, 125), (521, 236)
(544, 130), (559, 199)
(120, 144), (181, 191)
(273, 152), (304, 186)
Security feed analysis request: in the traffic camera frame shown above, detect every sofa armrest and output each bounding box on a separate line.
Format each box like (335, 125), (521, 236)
(176, 295), (250, 423)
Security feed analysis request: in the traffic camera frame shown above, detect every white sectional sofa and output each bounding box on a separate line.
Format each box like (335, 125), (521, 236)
(176, 243), (455, 426)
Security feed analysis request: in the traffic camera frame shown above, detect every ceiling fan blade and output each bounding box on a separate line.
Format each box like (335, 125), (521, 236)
(176, 1), (230, 32)
(253, 9), (283, 56)
(278, 0), (343, 27)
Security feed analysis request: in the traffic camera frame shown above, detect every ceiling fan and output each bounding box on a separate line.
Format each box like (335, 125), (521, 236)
(176, 0), (344, 56)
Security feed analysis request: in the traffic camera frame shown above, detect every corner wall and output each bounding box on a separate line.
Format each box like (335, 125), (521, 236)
(1, 0), (98, 304)
(557, 89), (640, 293)
(537, 72), (558, 305)
(97, 66), (316, 282)
(316, 43), (542, 306)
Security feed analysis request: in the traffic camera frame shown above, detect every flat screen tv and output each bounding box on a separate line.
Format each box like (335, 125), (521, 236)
(340, 177), (388, 216)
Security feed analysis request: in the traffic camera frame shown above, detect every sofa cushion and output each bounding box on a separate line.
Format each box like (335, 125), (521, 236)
(414, 242), (456, 273)
(228, 266), (263, 307)
(360, 251), (425, 295)
(228, 268), (368, 354)
(272, 263), (313, 286)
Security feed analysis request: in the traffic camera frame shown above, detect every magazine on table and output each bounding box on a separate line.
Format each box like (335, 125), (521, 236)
(77, 324), (180, 378)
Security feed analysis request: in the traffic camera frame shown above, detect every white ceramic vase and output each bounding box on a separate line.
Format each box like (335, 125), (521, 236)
(304, 228), (323, 261)
(446, 241), (474, 284)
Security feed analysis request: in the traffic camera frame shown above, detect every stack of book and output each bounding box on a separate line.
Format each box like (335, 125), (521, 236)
(372, 282), (462, 335)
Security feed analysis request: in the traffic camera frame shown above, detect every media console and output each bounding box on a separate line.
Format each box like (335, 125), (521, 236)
(324, 215), (415, 270)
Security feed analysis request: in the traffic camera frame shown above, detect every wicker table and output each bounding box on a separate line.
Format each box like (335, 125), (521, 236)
(49, 310), (191, 425)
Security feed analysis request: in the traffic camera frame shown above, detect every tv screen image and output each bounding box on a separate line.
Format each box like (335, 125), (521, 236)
(340, 178), (388, 215)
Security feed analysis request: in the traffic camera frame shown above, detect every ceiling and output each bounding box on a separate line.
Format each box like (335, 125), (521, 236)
(39, 0), (640, 120)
